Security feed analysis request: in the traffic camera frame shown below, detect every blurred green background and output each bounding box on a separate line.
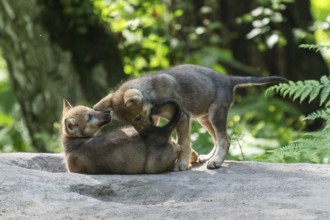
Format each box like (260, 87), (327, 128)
(0, 0), (329, 163)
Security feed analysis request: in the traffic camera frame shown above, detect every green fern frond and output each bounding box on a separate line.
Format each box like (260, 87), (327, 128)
(324, 120), (330, 131)
(320, 76), (330, 105)
(305, 108), (330, 121)
(280, 81), (294, 97)
(266, 81), (296, 98)
(266, 45), (330, 164)
(326, 100), (330, 107)
(266, 76), (330, 106)
(268, 135), (330, 163)
(299, 44), (330, 52)
(320, 75), (330, 84)
(290, 81), (304, 100)
(308, 81), (322, 103)
(268, 143), (306, 162)
(293, 81), (309, 102)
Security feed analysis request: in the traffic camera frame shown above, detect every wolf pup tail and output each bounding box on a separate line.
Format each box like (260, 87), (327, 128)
(152, 99), (181, 137)
(230, 75), (288, 89)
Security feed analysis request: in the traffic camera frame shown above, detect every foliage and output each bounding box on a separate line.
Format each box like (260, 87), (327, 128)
(265, 45), (330, 163)
(0, 0), (329, 161)
(226, 92), (302, 161)
(267, 75), (330, 106)
(60, 0), (101, 35)
(97, 0), (259, 76)
(0, 55), (32, 152)
(101, 0), (170, 76)
(311, 0), (330, 63)
(237, 0), (293, 50)
(311, 0), (330, 41)
(267, 131), (330, 163)
(299, 44), (330, 52)
(0, 64), (61, 152)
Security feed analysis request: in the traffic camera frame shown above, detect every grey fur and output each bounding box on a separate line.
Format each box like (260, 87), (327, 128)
(94, 64), (287, 170)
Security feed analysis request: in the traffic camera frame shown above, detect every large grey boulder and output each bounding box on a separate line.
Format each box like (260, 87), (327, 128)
(0, 153), (329, 219)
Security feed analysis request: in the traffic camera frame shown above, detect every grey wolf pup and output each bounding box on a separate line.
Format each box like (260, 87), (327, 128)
(61, 99), (181, 174)
(93, 64), (287, 171)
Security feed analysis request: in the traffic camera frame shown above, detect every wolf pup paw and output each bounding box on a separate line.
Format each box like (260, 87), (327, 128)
(173, 162), (191, 171)
(206, 160), (221, 169)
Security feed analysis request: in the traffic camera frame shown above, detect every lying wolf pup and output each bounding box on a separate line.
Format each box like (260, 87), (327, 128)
(93, 64), (287, 171)
(61, 99), (181, 174)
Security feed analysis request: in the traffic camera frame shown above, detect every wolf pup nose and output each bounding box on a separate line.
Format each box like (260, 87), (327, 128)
(103, 110), (111, 120)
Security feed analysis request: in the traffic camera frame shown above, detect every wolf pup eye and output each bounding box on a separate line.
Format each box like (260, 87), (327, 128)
(87, 113), (93, 122)
(134, 115), (143, 122)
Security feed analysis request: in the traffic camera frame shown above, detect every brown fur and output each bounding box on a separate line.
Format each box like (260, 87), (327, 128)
(61, 100), (181, 174)
(93, 64), (287, 171)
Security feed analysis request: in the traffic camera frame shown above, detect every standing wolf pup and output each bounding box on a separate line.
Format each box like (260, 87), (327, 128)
(61, 99), (181, 174)
(94, 64), (287, 171)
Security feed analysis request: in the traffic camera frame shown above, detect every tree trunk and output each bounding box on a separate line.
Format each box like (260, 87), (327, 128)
(0, 0), (125, 151)
(40, 0), (126, 102)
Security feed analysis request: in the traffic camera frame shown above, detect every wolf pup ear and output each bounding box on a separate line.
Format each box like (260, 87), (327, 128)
(93, 93), (113, 111)
(63, 99), (73, 113)
(124, 89), (143, 108)
(64, 118), (77, 134)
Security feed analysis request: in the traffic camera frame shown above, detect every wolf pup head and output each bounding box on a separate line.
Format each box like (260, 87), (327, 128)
(93, 89), (154, 134)
(62, 100), (111, 137)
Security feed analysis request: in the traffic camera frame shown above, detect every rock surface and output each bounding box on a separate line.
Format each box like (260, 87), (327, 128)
(0, 153), (329, 219)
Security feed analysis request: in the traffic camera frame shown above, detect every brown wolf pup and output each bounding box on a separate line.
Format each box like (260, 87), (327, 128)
(61, 99), (181, 174)
(93, 64), (287, 171)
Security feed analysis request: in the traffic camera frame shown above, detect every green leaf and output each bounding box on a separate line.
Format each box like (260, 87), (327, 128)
(0, 113), (13, 126)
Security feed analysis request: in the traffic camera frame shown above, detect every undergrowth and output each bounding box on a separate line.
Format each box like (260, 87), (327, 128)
(265, 44), (330, 163)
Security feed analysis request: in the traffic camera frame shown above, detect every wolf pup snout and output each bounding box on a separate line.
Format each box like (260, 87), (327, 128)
(102, 110), (111, 120)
